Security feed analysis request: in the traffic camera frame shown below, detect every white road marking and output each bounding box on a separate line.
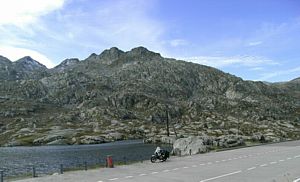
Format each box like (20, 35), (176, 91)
(109, 178), (119, 181)
(228, 158), (232, 161)
(200, 163), (205, 166)
(151, 171), (158, 174)
(125, 176), (133, 179)
(222, 159), (227, 162)
(287, 157), (292, 160)
(207, 162), (212, 165)
(172, 168), (179, 171)
(199, 170), (242, 182)
(247, 167), (256, 171)
(139, 173), (146, 176)
(192, 165), (197, 167)
(293, 177), (300, 182)
(97, 181), (103, 182)
(260, 164), (267, 167)
(294, 155), (300, 158)
(215, 161), (220, 163)
(279, 159), (285, 162)
(163, 170), (170, 172)
(183, 166), (189, 169)
(270, 161), (277, 164)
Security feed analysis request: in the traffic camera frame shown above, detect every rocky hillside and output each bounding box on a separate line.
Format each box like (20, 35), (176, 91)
(0, 47), (299, 146)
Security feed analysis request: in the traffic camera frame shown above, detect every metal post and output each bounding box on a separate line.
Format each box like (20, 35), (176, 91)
(166, 106), (170, 137)
(0, 170), (3, 182)
(32, 166), (36, 178)
(140, 155), (143, 163)
(60, 164), (63, 174)
(84, 162), (87, 171)
(189, 149), (192, 155)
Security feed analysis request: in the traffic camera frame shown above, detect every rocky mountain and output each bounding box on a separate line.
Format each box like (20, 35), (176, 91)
(0, 47), (299, 147)
(0, 56), (47, 81)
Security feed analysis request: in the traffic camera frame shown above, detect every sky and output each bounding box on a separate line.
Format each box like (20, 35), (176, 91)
(0, 0), (299, 82)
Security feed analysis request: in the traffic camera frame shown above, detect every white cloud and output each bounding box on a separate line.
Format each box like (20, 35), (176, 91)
(50, 0), (166, 53)
(250, 67), (264, 71)
(170, 39), (188, 47)
(0, 46), (55, 68)
(0, 0), (166, 66)
(247, 41), (263, 46)
(181, 55), (279, 68)
(0, 0), (66, 27)
(0, 0), (66, 68)
(258, 66), (300, 81)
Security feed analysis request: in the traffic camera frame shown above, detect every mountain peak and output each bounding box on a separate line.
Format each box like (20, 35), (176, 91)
(127, 46), (161, 58)
(17, 56), (34, 62)
(0, 55), (11, 65)
(291, 77), (300, 83)
(60, 58), (80, 66)
(97, 47), (125, 64)
(53, 58), (80, 72)
(15, 56), (47, 71)
(130, 46), (149, 53)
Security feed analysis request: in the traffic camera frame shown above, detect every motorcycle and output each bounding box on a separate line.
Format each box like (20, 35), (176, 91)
(151, 150), (170, 163)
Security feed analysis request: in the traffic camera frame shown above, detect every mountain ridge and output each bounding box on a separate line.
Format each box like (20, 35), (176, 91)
(0, 47), (299, 146)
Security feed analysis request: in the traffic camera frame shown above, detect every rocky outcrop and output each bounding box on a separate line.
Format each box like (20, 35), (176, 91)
(14, 56), (47, 72)
(173, 136), (208, 156)
(32, 129), (77, 145)
(216, 135), (245, 148)
(52, 58), (80, 72)
(79, 136), (105, 144)
(172, 135), (245, 156)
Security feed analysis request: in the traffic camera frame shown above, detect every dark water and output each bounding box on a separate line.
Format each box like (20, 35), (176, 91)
(0, 140), (172, 178)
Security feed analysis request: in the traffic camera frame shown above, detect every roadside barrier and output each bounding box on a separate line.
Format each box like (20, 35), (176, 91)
(32, 166), (37, 178)
(0, 152), (157, 181)
(60, 164), (64, 174)
(0, 170), (3, 182)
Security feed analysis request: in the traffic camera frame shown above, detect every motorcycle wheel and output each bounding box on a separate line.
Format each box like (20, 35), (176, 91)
(150, 156), (156, 163)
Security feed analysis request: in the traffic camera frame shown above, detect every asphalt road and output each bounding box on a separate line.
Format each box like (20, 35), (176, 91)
(16, 140), (300, 182)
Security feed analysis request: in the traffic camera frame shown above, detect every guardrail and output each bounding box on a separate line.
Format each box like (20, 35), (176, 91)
(0, 154), (148, 181)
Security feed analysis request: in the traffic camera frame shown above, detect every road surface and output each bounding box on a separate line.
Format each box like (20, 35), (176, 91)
(16, 140), (300, 182)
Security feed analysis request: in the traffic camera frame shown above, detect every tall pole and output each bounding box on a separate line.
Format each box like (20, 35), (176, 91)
(166, 106), (170, 137)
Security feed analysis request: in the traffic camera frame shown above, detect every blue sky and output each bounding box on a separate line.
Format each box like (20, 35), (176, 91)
(0, 0), (299, 82)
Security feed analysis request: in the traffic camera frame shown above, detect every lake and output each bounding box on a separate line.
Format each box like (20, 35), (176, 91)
(0, 140), (172, 178)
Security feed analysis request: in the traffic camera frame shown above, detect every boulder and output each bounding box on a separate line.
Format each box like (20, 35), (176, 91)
(33, 135), (65, 145)
(108, 132), (124, 141)
(173, 136), (207, 156)
(47, 139), (69, 145)
(80, 136), (105, 144)
(217, 135), (245, 148)
(160, 136), (177, 144)
(33, 129), (76, 145)
(17, 128), (33, 134)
